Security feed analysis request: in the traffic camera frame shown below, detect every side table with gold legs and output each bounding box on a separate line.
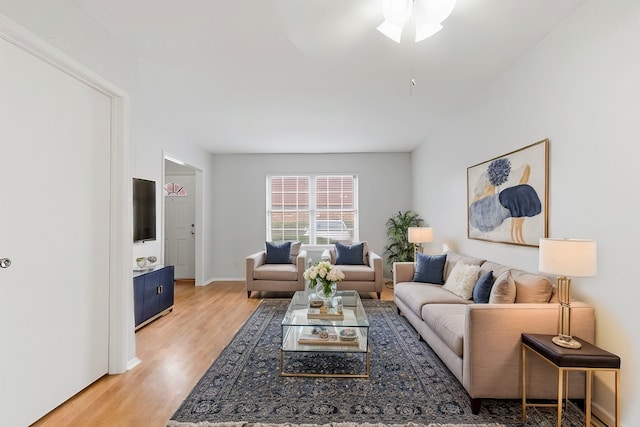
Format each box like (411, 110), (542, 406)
(521, 333), (621, 427)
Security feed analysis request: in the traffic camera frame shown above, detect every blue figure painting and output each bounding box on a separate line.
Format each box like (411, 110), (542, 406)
(469, 160), (541, 244)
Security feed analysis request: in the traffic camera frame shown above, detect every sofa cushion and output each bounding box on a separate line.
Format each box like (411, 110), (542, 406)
(443, 251), (485, 281)
(478, 261), (511, 282)
(395, 282), (470, 317)
(337, 264), (375, 281)
(512, 271), (554, 303)
(421, 304), (467, 357)
(472, 270), (495, 304)
(489, 271), (516, 304)
(265, 241), (291, 264)
(289, 241), (301, 264)
(443, 263), (481, 300)
(254, 263), (298, 280)
(413, 253), (447, 284)
(335, 242), (366, 265)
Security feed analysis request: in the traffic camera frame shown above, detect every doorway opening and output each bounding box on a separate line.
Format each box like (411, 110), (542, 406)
(163, 153), (204, 285)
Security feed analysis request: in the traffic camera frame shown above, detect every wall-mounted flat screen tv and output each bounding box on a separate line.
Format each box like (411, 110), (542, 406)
(133, 178), (156, 242)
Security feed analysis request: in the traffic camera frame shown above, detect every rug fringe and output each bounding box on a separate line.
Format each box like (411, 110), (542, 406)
(166, 421), (505, 427)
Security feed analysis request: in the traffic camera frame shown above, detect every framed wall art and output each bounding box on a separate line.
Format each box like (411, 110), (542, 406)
(467, 139), (548, 247)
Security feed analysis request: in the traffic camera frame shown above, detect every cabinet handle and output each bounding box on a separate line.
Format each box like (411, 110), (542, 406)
(159, 285), (163, 294)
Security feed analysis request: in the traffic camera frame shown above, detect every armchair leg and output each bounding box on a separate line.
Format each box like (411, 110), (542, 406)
(247, 291), (251, 298)
(376, 291), (381, 299)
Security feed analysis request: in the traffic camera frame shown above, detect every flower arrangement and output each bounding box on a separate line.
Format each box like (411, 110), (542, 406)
(303, 261), (345, 296)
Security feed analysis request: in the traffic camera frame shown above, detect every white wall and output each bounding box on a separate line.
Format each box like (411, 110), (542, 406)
(412, 1), (639, 425)
(209, 153), (412, 281)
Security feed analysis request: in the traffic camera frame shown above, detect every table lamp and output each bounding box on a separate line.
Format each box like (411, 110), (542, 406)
(408, 227), (433, 261)
(538, 238), (597, 349)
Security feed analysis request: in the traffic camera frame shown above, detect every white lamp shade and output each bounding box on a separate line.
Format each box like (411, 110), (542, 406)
(408, 227), (433, 244)
(538, 238), (597, 277)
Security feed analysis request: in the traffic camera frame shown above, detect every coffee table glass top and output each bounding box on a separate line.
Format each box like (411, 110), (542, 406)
(281, 290), (369, 353)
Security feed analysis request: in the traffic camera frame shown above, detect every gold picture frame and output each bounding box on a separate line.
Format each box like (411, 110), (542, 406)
(467, 139), (549, 246)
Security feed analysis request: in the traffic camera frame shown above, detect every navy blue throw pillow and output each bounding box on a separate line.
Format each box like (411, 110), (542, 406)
(413, 253), (447, 284)
(265, 241), (292, 264)
(472, 270), (495, 303)
(335, 242), (365, 265)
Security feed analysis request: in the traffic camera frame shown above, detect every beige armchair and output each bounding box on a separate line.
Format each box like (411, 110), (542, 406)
(324, 241), (383, 298)
(245, 242), (307, 298)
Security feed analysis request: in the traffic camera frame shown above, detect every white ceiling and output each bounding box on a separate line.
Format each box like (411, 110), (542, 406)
(73, 0), (585, 154)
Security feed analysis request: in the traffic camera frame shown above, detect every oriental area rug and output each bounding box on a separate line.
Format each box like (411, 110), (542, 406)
(169, 300), (586, 427)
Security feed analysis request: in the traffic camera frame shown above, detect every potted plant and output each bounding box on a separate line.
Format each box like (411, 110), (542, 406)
(384, 210), (425, 266)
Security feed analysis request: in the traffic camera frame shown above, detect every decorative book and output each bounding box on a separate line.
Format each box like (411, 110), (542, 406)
(306, 307), (344, 320)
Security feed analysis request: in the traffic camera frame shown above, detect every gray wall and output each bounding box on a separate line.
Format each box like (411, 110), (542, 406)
(208, 153), (412, 280)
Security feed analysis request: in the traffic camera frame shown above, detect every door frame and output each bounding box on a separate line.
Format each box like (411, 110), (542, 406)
(163, 152), (205, 286)
(1, 14), (134, 373)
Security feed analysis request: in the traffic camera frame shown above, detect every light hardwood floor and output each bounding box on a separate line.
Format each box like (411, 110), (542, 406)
(32, 281), (394, 427)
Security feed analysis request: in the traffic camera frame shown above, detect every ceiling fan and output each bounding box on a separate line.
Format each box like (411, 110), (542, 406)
(275, 0), (456, 60)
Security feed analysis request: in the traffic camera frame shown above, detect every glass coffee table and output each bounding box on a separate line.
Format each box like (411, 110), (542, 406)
(280, 290), (370, 378)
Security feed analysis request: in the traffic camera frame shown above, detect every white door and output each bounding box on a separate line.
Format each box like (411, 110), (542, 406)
(164, 175), (196, 279)
(0, 38), (111, 426)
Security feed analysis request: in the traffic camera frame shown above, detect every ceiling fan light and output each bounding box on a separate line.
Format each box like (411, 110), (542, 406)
(417, 0), (457, 25)
(415, 22), (442, 42)
(377, 20), (404, 43)
(377, 0), (456, 43)
(381, 0), (412, 23)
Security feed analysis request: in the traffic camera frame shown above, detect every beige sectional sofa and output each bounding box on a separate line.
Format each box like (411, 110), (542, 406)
(393, 250), (595, 413)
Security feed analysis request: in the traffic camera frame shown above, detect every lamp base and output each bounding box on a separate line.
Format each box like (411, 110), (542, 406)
(552, 335), (582, 349)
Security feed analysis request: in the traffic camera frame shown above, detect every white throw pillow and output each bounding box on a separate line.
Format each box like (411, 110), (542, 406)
(443, 262), (481, 300)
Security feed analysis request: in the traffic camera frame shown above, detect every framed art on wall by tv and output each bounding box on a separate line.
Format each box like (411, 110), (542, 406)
(467, 139), (548, 247)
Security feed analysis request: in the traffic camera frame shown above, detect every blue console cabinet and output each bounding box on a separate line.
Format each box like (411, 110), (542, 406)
(133, 265), (174, 330)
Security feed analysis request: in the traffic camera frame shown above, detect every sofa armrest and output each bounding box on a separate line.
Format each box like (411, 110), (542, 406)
(296, 250), (308, 277)
(366, 251), (383, 292)
(245, 251), (266, 285)
(246, 251), (266, 269)
(393, 262), (415, 284)
(367, 250), (382, 269)
(463, 301), (595, 398)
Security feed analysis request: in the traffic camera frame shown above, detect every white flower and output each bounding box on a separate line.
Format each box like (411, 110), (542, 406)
(326, 268), (345, 282)
(304, 261), (344, 292)
(303, 265), (318, 280)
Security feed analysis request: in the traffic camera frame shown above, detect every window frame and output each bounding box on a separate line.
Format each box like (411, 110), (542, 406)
(266, 174), (359, 247)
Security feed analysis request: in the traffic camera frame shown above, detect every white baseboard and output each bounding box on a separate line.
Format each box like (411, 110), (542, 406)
(201, 277), (244, 285)
(126, 357), (141, 371)
(592, 401), (617, 427)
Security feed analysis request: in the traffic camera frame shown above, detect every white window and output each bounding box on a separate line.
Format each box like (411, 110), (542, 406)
(267, 175), (358, 245)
